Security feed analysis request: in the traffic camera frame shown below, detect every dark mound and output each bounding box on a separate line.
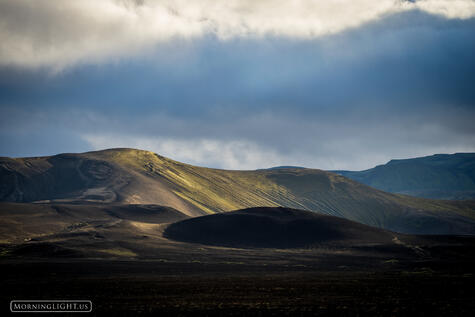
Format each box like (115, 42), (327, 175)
(164, 207), (396, 248)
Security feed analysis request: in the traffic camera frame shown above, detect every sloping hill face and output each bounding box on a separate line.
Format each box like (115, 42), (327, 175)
(164, 207), (396, 248)
(1, 148), (475, 234)
(0, 150), (205, 217)
(333, 153), (475, 200)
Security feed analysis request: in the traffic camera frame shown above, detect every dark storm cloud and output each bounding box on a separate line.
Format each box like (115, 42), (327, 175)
(0, 10), (474, 169)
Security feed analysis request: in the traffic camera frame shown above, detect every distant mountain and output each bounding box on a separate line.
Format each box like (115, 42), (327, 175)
(1, 148), (475, 234)
(332, 153), (475, 200)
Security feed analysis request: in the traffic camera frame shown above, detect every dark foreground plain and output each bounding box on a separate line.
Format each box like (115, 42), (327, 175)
(1, 205), (475, 315)
(2, 255), (475, 316)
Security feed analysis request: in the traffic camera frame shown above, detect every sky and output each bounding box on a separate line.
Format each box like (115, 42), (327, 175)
(1, 0), (475, 170)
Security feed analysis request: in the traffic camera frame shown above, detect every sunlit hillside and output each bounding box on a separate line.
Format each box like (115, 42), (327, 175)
(1, 148), (474, 234)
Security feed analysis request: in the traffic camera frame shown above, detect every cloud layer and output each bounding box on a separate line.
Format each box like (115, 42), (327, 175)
(1, 0), (475, 69)
(0, 1), (474, 170)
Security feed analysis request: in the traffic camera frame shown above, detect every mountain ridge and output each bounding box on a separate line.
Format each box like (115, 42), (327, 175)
(333, 153), (475, 200)
(1, 148), (475, 234)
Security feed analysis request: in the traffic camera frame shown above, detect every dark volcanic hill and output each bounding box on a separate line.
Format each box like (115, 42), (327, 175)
(164, 207), (396, 248)
(1, 148), (475, 234)
(333, 153), (475, 200)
